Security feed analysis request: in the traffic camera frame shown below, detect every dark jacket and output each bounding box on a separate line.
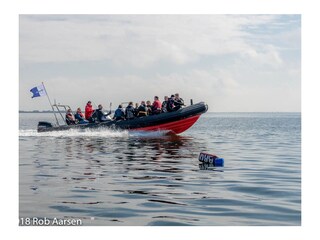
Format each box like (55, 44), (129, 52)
(173, 97), (184, 111)
(74, 112), (88, 124)
(137, 104), (148, 117)
(125, 105), (135, 119)
(74, 112), (85, 121)
(146, 104), (152, 115)
(114, 108), (125, 120)
(162, 100), (168, 112)
(167, 98), (175, 112)
(93, 109), (111, 122)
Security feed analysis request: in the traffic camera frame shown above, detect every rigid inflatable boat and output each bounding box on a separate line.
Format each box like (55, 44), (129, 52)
(37, 102), (208, 134)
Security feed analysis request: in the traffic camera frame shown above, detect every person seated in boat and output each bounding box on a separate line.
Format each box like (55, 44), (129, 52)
(146, 100), (153, 115)
(125, 102), (135, 120)
(152, 96), (162, 114)
(137, 101), (148, 117)
(172, 93), (185, 111)
(92, 104), (112, 122)
(85, 101), (94, 123)
(134, 102), (139, 116)
(167, 94), (175, 112)
(65, 108), (76, 125)
(113, 104), (125, 120)
(74, 107), (89, 124)
(161, 96), (169, 113)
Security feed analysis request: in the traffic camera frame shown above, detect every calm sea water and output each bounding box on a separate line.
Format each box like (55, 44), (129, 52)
(19, 112), (301, 226)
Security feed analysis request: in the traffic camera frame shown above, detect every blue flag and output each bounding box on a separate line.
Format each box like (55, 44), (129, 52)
(30, 84), (46, 98)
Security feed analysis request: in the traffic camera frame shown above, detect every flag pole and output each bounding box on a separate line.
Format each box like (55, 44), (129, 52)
(42, 82), (60, 126)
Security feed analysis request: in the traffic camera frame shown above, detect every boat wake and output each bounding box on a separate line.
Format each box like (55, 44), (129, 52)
(19, 128), (171, 138)
(19, 128), (129, 138)
(129, 130), (171, 138)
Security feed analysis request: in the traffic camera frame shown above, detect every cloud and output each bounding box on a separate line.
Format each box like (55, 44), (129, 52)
(19, 15), (301, 112)
(242, 44), (283, 68)
(20, 15), (283, 66)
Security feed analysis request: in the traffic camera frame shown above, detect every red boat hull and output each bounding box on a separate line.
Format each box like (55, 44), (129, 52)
(134, 114), (201, 134)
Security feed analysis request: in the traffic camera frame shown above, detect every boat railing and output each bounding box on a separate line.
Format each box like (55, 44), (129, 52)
(52, 103), (72, 126)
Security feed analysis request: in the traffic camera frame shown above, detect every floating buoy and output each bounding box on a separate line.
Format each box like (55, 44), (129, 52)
(198, 152), (224, 167)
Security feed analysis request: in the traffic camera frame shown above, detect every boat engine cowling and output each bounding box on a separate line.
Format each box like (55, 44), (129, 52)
(38, 121), (53, 129)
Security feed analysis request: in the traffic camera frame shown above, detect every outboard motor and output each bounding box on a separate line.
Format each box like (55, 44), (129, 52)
(38, 121), (53, 129)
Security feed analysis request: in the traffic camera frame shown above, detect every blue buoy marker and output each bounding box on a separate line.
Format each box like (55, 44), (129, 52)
(198, 152), (224, 167)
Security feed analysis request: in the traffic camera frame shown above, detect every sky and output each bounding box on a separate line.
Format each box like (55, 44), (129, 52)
(19, 14), (301, 112)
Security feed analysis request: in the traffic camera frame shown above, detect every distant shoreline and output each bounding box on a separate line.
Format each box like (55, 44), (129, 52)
(19, 110), (301, 114)
(19, 110), (66, 113)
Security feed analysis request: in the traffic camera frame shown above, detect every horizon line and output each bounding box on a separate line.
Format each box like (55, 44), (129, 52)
(18, 110), (301, 113)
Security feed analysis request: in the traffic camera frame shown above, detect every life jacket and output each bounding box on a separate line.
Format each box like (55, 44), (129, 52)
(137, 104), (148, 116)
(74, 112), (85, 121)
(152, 100), (162, 109)
(152, 100), (162, 114)
(85, 104), (93, 119)
(66, 113), (76, 125)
